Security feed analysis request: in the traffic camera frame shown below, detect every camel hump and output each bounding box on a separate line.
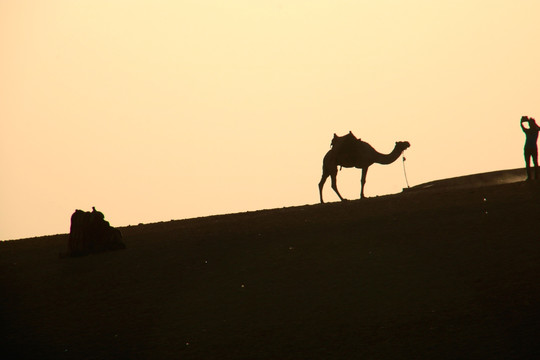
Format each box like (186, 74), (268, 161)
(331, 131), (360, 146)
(331, 131), (361, 154)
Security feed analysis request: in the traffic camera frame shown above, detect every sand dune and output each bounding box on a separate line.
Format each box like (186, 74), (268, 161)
(1, 169), (540, 359)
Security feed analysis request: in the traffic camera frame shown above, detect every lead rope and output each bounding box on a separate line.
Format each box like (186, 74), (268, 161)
(402, 155), (410, 188)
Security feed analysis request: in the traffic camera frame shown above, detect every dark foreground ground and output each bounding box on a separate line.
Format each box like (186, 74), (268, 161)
(2, 169), (540, 359)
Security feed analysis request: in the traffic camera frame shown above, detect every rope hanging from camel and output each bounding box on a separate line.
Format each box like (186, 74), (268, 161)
(402, 155), (410, 188)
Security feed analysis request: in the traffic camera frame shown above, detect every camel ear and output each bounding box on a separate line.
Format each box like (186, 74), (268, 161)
(333, 133), (338, 138)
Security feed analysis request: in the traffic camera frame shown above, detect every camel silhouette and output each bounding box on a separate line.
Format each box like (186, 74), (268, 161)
(319, 132), (411, 203)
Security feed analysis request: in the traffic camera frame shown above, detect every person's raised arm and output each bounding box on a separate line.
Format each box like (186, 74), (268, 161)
(521, 116), (529, 132)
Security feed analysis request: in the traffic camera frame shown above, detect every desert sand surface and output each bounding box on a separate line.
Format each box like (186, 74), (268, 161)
(2, 169), (540, 359)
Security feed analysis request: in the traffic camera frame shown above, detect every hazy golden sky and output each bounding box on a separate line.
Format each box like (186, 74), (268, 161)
(1, 0), (539, 240)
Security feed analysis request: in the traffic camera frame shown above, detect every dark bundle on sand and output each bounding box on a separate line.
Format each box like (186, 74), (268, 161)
(67, 207), (125, 256)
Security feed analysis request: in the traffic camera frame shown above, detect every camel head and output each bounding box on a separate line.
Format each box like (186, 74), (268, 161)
(396, 141), (411, 152)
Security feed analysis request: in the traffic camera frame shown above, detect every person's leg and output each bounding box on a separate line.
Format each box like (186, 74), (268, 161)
(525, 148), (532, 180)
(532, 147), (538, 179)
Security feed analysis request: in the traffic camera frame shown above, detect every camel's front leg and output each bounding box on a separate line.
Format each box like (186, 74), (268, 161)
(360, 167), (369, 199)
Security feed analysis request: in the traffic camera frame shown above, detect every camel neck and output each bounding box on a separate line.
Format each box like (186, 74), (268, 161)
(374, 146), (403, 165)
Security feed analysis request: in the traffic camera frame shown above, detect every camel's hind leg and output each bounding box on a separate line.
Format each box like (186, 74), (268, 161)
(318, 173), (328, 203)
(330, 172), (345, 201)
(319, 166), (344, 203)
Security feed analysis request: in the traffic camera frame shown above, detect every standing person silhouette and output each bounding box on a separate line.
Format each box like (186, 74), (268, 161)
(521, 116), (540, 180)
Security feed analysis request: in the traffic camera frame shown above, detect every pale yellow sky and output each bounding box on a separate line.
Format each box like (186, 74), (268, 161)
(1, 0), (539, 240)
